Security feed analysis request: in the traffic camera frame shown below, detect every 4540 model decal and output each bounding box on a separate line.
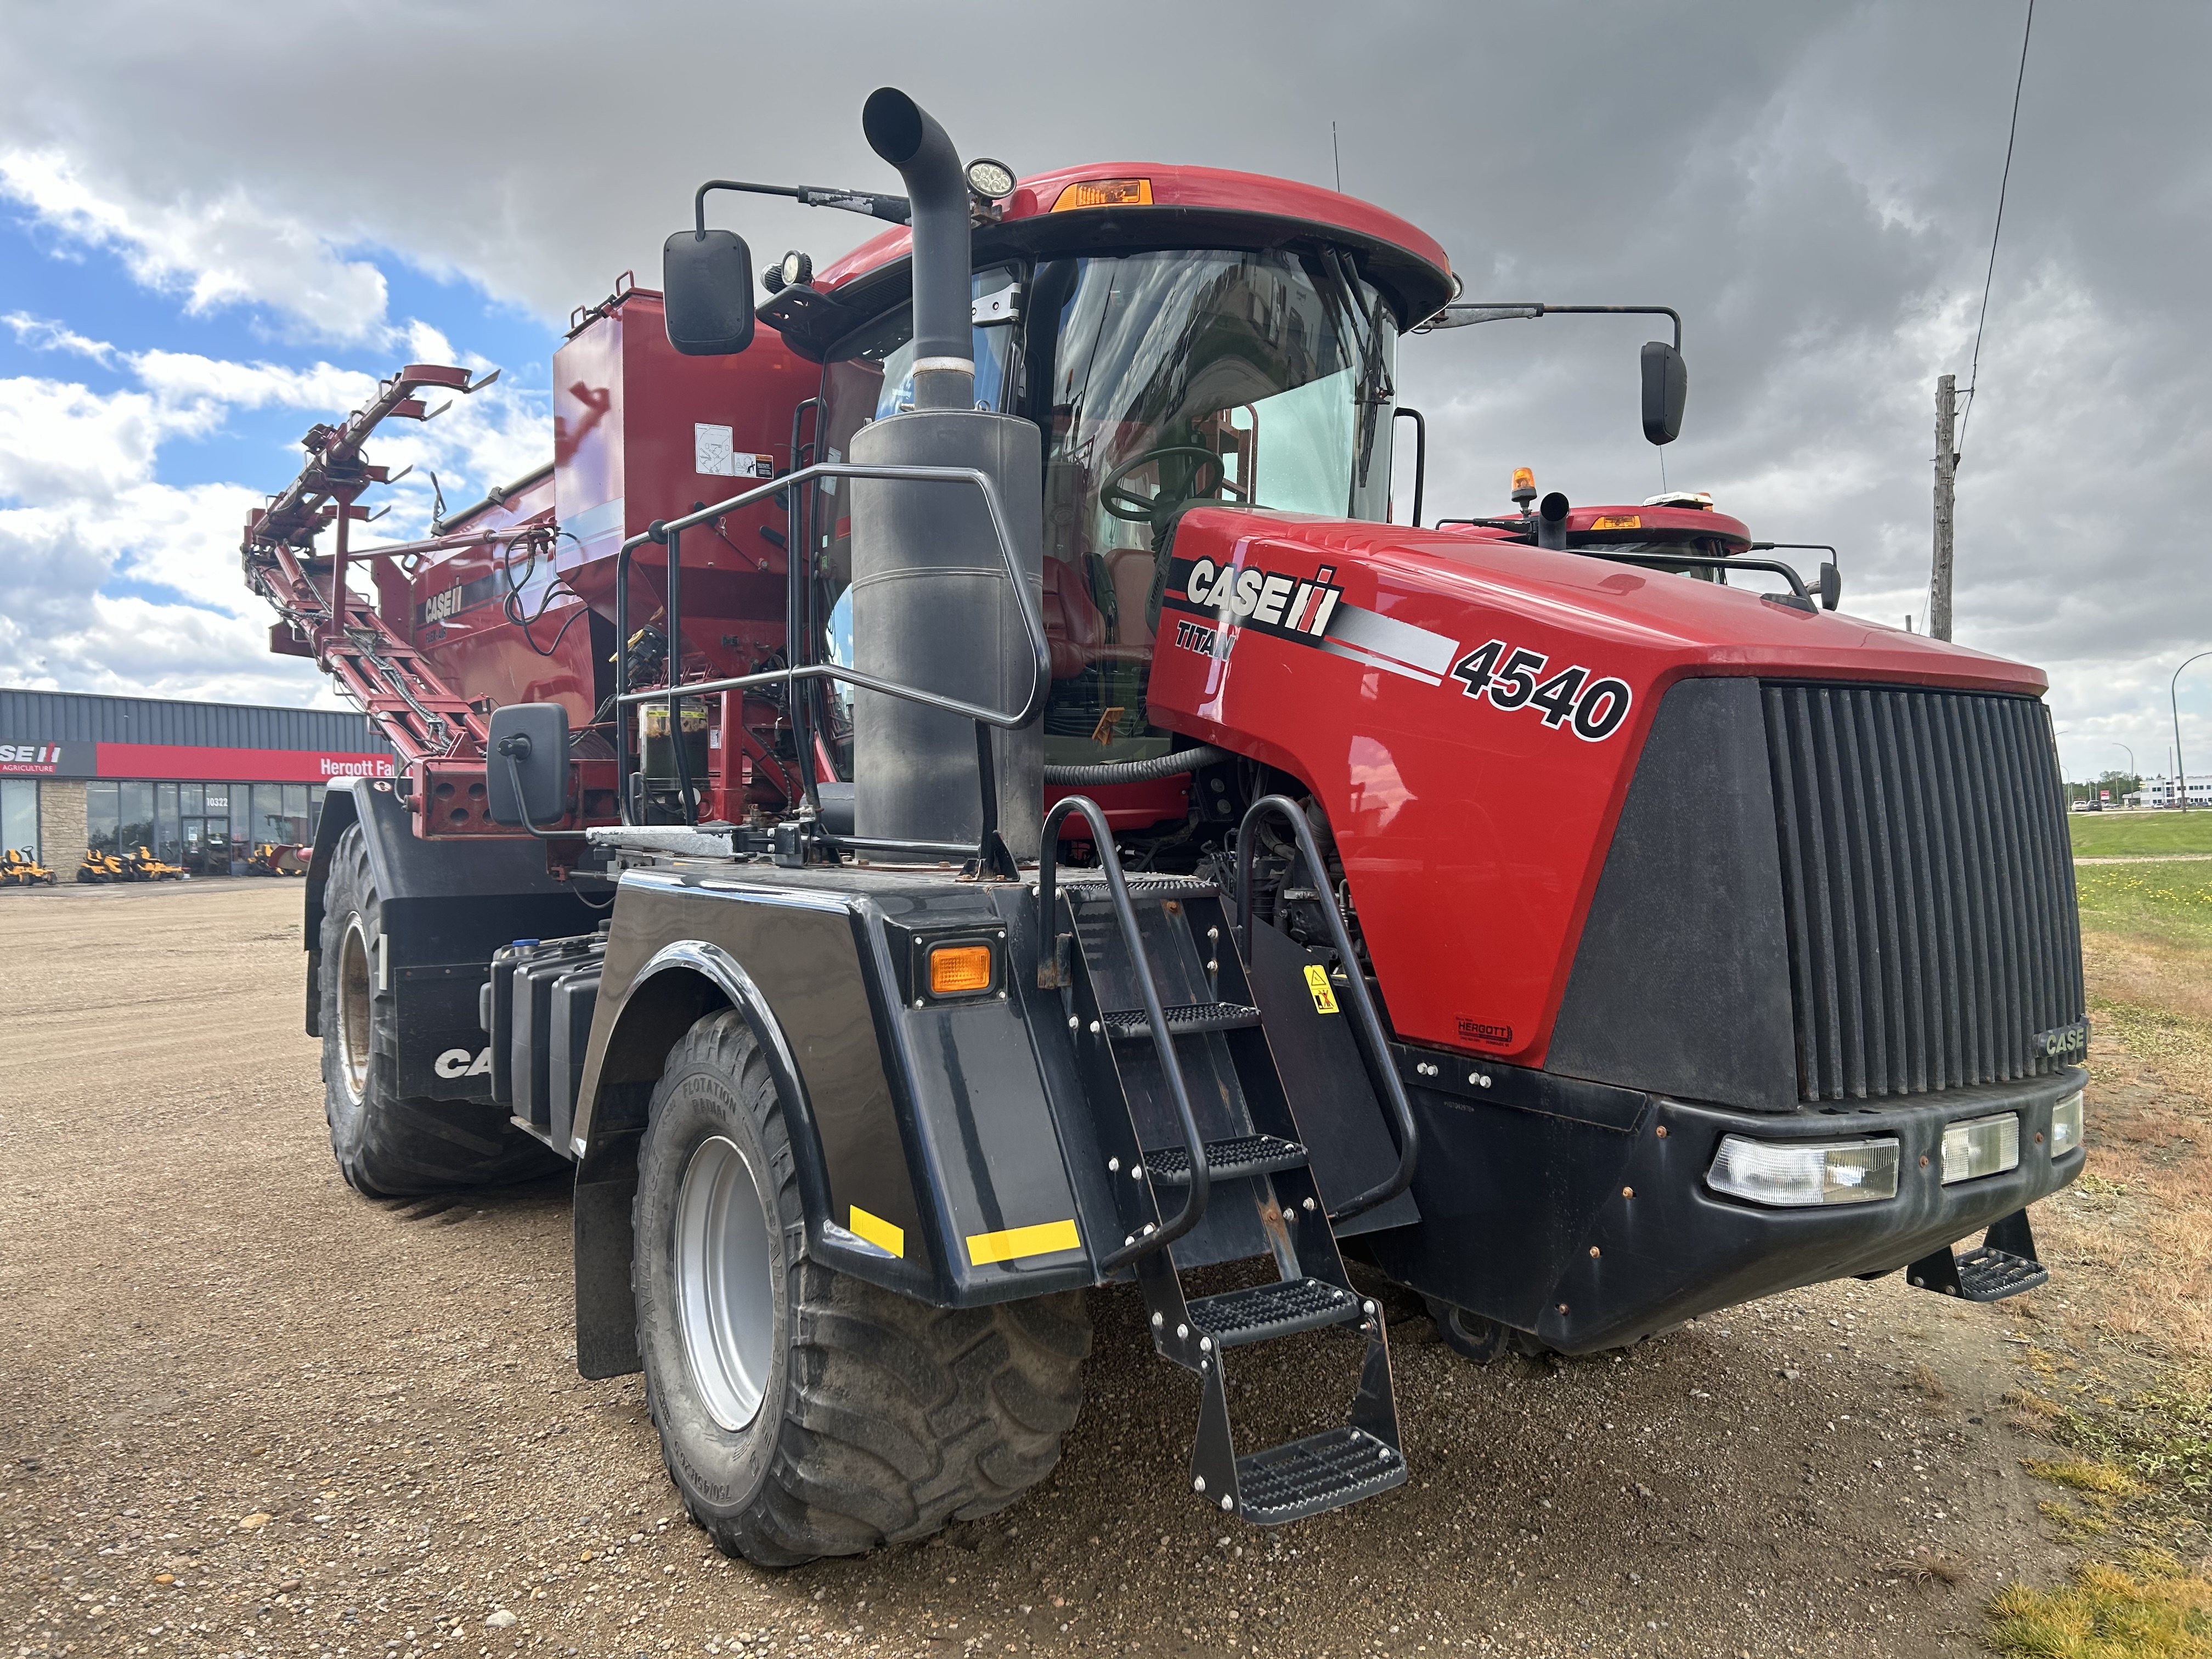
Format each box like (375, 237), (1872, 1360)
(1165, 549), (1635, 742)
(1450, 639), (1632, 742)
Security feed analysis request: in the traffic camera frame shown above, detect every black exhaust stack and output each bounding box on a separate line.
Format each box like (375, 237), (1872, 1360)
(860, 89), (972, 411)
(848, 91), (1045, 859)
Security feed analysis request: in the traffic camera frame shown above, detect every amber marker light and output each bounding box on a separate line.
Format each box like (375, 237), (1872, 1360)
(928, 944), (995, 996)
(1051, 178), (1153, 211)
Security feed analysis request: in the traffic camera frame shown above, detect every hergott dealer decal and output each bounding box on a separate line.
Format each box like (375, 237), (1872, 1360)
(1165, 549), (1632, 738)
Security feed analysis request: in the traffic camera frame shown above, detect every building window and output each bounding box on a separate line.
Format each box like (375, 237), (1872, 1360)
(156, 782), (181, 864)
(87, 781), (120, 855)
(281, 783), (310, 844)
(1, 778), (37, 861)
(119, 780), (154, 858)
(180, 782), (204, 817)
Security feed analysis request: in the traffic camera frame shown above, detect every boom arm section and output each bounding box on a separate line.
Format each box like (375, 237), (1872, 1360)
(240, 362), (512, 770)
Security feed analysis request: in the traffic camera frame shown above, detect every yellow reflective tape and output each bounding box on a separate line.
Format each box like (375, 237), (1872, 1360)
(848, 1205), (905, 1259)
(1303, 963), (1340, 1014)
(966, 1218), (1081, 1266)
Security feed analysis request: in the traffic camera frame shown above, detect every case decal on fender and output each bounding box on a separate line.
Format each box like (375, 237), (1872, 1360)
(1167, 554), (1456, 685)
(1166, 554), (1631, 740)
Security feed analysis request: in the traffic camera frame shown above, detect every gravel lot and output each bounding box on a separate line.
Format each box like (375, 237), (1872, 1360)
(1, 879), (2076, 1658)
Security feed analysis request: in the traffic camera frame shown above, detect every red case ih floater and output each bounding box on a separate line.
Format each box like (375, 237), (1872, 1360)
(243, 89), (2086, 1562)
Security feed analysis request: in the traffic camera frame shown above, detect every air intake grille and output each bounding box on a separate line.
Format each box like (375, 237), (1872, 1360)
(1762, 684), (2083, 1102)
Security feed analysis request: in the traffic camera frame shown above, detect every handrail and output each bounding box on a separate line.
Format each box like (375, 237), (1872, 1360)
(1038, 795), (1211, 1270)
(613, 459), (1051, 831)
(1572, 548), (1818, 606)
(1235, 795), (1419, 1223)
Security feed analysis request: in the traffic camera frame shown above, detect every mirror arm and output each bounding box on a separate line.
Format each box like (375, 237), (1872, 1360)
(1430, 302), (1681, 350)
(693, 178), (911, 233)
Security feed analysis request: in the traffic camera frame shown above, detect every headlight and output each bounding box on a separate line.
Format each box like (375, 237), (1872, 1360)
(1941, 1113), (2021, 1183)
(1708, 1136), (1900, 1207)
(2051, 1090), (2085, 1157)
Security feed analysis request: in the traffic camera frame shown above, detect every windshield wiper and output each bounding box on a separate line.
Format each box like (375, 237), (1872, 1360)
(1323, 248), (1394, 499)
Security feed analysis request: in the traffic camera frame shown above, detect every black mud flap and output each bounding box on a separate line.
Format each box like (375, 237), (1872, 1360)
(1907, 1209), (2048, 1302)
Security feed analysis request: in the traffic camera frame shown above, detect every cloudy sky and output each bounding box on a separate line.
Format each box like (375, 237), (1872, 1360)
(1, 1), (2204, 782)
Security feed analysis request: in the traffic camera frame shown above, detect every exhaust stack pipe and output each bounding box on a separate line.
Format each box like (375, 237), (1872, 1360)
(861, 89), (973, 411)
(848, 91), (1045, 859)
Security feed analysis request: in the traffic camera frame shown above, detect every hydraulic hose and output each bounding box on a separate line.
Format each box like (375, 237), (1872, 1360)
(1041, 744), (1229, 785)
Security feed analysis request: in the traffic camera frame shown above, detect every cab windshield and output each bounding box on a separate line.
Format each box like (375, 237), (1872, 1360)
(810, 246), (1396, 770)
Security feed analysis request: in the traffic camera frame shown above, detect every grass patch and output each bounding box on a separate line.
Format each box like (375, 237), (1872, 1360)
(2030, 1458), (2152, 1500)
(2066, 1385), (2212, 1504)
(1987, 1551), (2212, 1657)
(2072, 814), (2212, 859)
(2076, 865), (2212, 955)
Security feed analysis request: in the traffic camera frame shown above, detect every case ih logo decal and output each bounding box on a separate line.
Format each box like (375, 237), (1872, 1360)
(1168, 553), (1458, 686)
(1167, 550), (1634, 740)
(1451, 639), (1633, 742)
(0, 743), (66, 774)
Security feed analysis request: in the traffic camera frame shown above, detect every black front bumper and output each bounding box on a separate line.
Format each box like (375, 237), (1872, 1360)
(1366, 1048), (2086, 1353)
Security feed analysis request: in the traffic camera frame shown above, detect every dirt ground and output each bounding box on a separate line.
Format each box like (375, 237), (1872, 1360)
(1, 879), (2090, 1659)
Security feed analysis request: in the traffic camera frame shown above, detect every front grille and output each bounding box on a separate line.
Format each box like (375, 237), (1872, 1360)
(1762, 683), (2083, 1102)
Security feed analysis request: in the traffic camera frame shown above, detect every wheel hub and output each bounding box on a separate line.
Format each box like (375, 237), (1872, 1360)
(336, 916), (373, 1105)
(673, 1134), (776, 1431)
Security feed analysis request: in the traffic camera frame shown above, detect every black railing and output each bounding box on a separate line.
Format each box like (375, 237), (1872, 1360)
(1235, 795), (1419, 1223)
(613, 460), (1049, 871)
(1037, 795), (1211, 1269)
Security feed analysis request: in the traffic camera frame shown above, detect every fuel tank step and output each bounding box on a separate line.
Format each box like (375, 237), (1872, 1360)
(1101, 1002), (1262, 1040)
(1186, 1278), (1364, 1347)
(1144, 1134), (1307, 1185)
(1234, 1427), (1407, 1526)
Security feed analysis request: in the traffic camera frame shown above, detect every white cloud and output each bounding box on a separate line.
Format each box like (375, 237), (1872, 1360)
(3, 309), (117, 364)
(0, 148), (393, 346)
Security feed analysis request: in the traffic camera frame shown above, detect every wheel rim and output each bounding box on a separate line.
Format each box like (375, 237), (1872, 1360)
(674, 1134), (776, 1432)
(336, 916), (373, 1105)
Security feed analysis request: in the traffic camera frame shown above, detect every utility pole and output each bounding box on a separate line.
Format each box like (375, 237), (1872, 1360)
(1931, 374), (1957, 642)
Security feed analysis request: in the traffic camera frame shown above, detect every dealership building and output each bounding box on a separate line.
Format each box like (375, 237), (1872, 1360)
(1, 687), (394, 876)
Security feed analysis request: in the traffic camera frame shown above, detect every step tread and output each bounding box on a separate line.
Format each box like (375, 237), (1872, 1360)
(1186, 1278), (1363, 1347)
(1235, 1427), (1407, 1525)
(1062, 874), (1219, 902)
(1101, 1002), (1262, 1040)
(1953, 1244), (2049, 1302)
(1144, 1134), (1307, 1185)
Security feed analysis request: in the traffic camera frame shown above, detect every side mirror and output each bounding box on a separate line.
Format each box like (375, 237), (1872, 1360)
(487, 703), (571, 831)
(1640, 340), (1688, 445)
(1819, 561), (1842, 612)
(662, 228), (756, 356)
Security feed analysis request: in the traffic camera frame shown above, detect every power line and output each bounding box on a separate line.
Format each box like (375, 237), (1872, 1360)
(1957, 0), (2035, 459)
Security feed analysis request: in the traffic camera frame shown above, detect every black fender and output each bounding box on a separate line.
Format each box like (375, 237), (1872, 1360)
(570, 942), (837, 1381)
(301, 777), (600, 1097)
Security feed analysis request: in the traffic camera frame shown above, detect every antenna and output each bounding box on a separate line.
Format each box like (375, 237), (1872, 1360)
(1331, 122), (1342, 192)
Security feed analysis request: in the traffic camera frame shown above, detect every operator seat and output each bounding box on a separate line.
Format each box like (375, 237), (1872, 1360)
(1041, 557), (1150, 679)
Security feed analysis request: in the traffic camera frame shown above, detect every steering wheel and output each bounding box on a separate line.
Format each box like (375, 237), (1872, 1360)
(1098, 445), (1228, 522)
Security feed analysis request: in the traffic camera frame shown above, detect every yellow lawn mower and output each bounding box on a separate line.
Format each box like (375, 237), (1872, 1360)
(124, 844), (187, 881)
(0, 848), (57, 886)
(77, 848), (131, 883)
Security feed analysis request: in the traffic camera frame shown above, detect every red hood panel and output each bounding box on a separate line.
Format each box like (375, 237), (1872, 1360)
(1144, 509), (2049, 1070)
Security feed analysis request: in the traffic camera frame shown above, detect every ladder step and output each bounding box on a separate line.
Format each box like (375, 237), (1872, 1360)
(1063, 875), (1220, 904)
(1951, 1244), (2049, 1302)
(1186, 1278), (1363, 1348)
(1236, 1427), (1406, 1526)
(1144, 1134), (1306, 1185)
(1101, 1002), (1262, 1040)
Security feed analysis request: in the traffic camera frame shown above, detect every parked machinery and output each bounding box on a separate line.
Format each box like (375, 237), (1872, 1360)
(241, 89), (2086, 1562)
(77, 848), (130, 884)
(0, 848), (56, 886)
